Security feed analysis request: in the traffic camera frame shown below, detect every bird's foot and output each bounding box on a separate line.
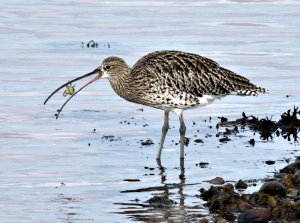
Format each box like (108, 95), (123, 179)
(179, 157), (185, 180)
(156, 158), (165, 170)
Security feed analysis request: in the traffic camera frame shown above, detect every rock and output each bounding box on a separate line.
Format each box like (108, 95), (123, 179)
(280, 163), (296, 174)
(123, 179), (140, 182)
(265, 160), (275, 165)
(194, 138), (204, 143)
(219, 137), (231, 143)
(220, 211), (236, 221)
(287, 188), (298, 197)
(248, 138), (255, 146)
(200, 186), (221, 201)
(271, 202), (300, 222)
(293, 170), (300, 185)
(199, 218), (209, 223)
(218, 116), (228, 123)
(237, 207), (271, 223)
(223, 183), (234, 192)
(206, 177), (225, 185)
(249, 192), (277, 207)
(295, 157), (300, 168)
(196, 162), (209, 168)
(280, 158), (300, 174)
(141, 139), (154, 146)
(102, 135), (115, 140)
(235, 180), (248, 190)
(214, 217), (227, 223)
(146, 195), (176, 207)
(200, 184), (252, 214)
(238, 199), (254, 211)
(282, 174), (294, 187)
(259, 181), (286, 198)
(294, 196), (300, 202)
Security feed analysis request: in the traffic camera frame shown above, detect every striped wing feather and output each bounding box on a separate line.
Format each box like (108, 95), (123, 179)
(131, 50), (266, 97)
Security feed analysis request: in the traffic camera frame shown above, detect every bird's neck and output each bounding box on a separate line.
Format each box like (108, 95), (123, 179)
(108, 70), (135, 102)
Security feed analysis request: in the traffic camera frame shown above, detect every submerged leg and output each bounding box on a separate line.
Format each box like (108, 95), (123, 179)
(156, 111), (169, 161)
(179, 112), (186, 168)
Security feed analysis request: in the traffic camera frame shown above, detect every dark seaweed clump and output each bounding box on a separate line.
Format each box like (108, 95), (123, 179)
(220, 106), (300, 142)
(81, 40), (110, 48)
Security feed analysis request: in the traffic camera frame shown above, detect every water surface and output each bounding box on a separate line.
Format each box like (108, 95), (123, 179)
(0, 0), (299, 222)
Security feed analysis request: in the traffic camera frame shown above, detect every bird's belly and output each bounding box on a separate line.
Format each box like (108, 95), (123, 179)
(142, 93), (222, 111)
(197, 94), (222, 106)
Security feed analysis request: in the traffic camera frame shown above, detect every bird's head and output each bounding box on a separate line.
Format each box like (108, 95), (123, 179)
(44, 56), (129, 118)
(100, 56), (129, 80)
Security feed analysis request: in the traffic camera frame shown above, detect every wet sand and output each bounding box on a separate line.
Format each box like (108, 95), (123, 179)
(0, 0), (300, 222)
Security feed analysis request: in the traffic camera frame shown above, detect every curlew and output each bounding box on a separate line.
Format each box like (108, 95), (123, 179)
(44, 50), (267, 167)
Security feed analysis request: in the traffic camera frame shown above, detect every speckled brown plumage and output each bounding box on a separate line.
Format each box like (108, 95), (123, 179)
(102, 50), (266, 111)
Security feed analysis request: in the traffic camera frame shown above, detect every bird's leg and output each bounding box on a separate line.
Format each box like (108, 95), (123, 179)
(179, 113), (186, 169)
(156, 111), (169, 162)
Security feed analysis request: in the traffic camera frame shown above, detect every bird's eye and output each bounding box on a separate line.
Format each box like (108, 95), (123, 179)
(104, 65), (111, 70)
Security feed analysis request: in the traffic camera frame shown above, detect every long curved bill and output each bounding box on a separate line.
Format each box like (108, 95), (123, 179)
(44, 68), (102, 119)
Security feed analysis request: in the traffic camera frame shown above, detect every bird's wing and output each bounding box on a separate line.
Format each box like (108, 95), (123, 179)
(131, 51), (265, 97)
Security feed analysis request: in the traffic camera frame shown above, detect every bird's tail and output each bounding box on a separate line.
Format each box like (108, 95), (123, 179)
(221, 68), (268, 96)
(236, 86), (268, 96)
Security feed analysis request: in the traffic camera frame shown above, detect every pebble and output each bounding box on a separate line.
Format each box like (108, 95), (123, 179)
(102, 135), (115, 141)
(223, 183), (234, 192)
(265, 160), (275, 165)
(194, 138), (204, 143)
(123, 179), (140, 182)
(141, 139), (154, 146)
(196, 162), (209, 168)
(248, 138), (255, 146)
(219, 137), (231, 143)
(218, 116), (228, 123)
(206, 177), (225, 185)
(146, 195), (176, 207)
(235, 179), (248, 190)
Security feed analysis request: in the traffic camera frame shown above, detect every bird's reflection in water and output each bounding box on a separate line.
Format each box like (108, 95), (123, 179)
(114, 160), (208, 222)
(54, 193), (88, 223)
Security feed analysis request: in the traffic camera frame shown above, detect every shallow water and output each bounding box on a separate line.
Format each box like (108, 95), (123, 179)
(0, 0), (300, 222)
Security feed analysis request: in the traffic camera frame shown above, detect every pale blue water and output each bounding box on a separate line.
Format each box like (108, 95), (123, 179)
(0, 0), (300, 222)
